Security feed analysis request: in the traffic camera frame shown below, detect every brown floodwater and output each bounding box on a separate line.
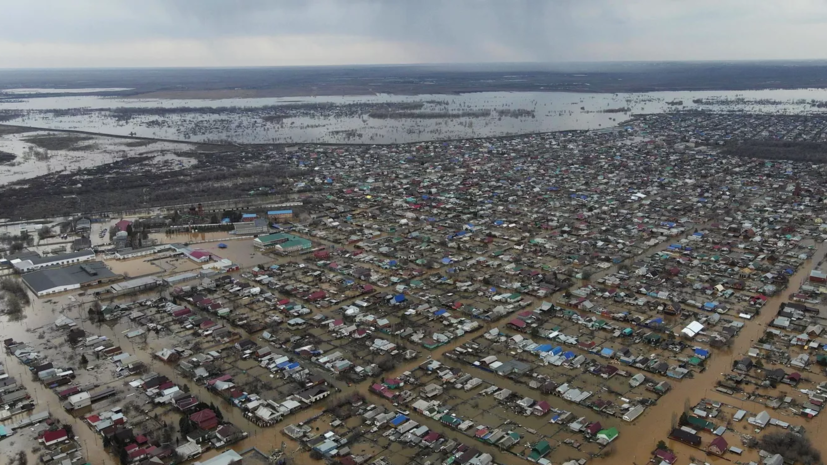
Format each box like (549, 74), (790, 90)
(3, 232), (826, 465)
(594, 240), (827, 465)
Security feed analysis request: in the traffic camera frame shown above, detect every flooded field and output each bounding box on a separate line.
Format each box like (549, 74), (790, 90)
(0, 129), (196, 185)
(3, 88), (827, 144)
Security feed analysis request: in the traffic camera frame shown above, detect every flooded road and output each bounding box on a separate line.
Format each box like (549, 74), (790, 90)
(3, 229), (826, 465)
(594, 240), (827, 465)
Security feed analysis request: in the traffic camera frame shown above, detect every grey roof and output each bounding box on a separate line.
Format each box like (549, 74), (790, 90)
(26, 250), (95, 266)
(22, 261), (117, 294)
(0, 250), (40, 265)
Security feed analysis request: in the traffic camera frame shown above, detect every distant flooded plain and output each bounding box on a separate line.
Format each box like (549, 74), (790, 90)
(2, 88), (827, 144)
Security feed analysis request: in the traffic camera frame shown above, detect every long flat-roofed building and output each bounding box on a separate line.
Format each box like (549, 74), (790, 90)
(11, 250), (95, 273)
(22, 261), (119, 296)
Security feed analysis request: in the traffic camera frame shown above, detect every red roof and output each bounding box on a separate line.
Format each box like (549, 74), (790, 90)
(586, 422), (602, 435)
(208, 374), (233, 385)
(172, 308), (192, 317)
(509, 318), (527, 328)
(135, 434), (148, 444)
(709, 436), (728, 453)
(125, 444), (139, 452)
(190, 409), (217, 423)
(42, 429), (68, 444)
(654, 449), (677, 464)
(190, 250), (211, 259)
(86, 414), (101, 424)
(128, 448), (148, 460)
(115, 220), (132, 232)
(423, 431), (441, 443)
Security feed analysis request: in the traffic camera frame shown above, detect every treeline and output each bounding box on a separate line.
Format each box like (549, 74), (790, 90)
(724, 141), (827, 163)
(758, 432), (821, 465)
(369, 110), (491, 119)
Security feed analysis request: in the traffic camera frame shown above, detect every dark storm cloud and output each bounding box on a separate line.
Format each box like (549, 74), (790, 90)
(1, 0), (827, 67)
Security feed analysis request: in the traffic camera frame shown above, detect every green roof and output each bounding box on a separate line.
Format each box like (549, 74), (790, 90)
(279, 238), (311, 249)
(686, 415), (714, 430)
(598, 427), (619, 440)
(531, 440), (551, 457)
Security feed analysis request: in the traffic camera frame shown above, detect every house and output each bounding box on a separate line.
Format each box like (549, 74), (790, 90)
(596, 427), (619, 445)
(194, 449), (242, 465)
(783, 372), (802, 386)
(748, 411), (771, 428)
(735, 357), (753, 372)
(669, 428), (701, 446)
(421, 384), (443, 398)
(623, 405), (645, 422)
(527, 440), (550, 462)
(215, 424), (243, 444)
(297, 386), (330, 404)
(585, 422), (602, 437)
(190, 409), (219, 430)
(533, 401), (551, 416)
(764, 454), (784, 465)
(42, 429), (69, 446)
(654, 449), (677, 464)
(708, 436), (728, 456)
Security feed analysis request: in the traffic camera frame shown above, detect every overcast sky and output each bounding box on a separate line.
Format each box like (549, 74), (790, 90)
(2, 0), (827, 68)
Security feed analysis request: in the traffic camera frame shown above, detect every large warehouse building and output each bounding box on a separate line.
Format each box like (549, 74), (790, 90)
(22, 261), (119, 297)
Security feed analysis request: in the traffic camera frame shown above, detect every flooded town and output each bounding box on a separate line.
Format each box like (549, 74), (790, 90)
(2, 103), (827, 465)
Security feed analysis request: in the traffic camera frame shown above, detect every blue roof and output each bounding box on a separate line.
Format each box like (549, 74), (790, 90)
(694, 348), (710, 357)
(600, 348), (614, 357)
(268, 210), (293, 215)
(276, 361), (291, 369)
(649, 317), (663, 325)
(394, 294), (406, 303)
(535, 344), (552, 353)
(434, 309), (447, 316)
(285, 362), (300, 370)
(242, 213), (257, 218)
(390, 414), (408, 426)
(551, 346), (563, 355)
(441, 257), (452, 264)
(563, 351), (576, 360)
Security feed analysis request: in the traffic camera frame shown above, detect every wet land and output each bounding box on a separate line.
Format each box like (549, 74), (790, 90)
(6, 62), (827, 99)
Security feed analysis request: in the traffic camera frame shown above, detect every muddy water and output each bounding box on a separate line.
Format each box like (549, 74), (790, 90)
(4, 228), (823, 465)
(1, 349), (115, 465)
(594, 241), (827, 465)
(1, 292), (325, 465)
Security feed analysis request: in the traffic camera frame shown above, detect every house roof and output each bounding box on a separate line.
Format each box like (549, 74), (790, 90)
(43, 429), (68, 444)
(190, 409), (216, 422)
